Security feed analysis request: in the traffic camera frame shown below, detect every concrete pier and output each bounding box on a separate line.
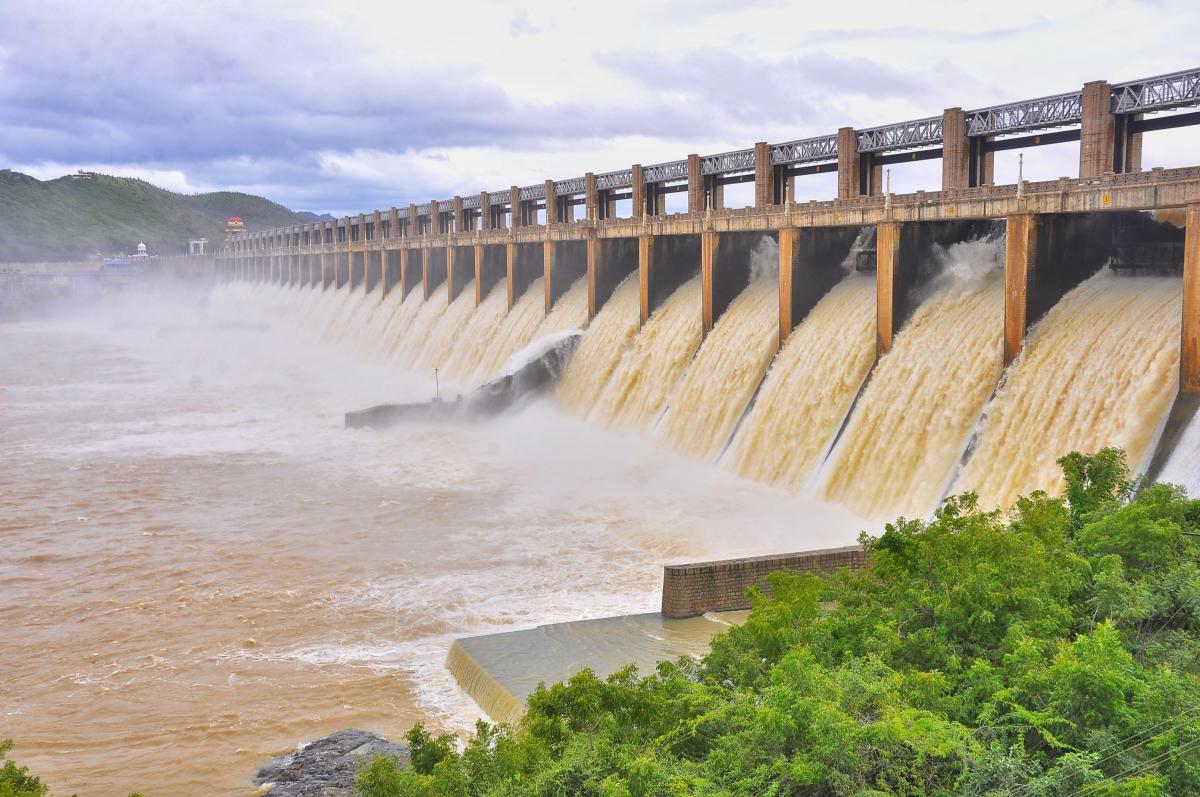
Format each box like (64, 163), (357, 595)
(1184, 205), (1200, 392)
(1004, 213), (1037, 364)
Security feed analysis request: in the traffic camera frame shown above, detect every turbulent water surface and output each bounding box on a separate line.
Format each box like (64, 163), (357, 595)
(0, 282), (866, 797)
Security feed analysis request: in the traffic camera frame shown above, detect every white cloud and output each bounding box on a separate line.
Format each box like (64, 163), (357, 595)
(0, 0), (1197, 212)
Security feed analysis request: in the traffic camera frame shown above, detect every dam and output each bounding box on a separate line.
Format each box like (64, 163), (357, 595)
(214, 68), (1200, 518)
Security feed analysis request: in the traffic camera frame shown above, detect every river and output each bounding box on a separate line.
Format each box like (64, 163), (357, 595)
(0, 282), (865, 795)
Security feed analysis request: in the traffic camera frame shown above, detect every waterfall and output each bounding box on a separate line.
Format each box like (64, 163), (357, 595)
(382, 288), (428, 366)
(817, 241), (1005, 519)
(590, 277), (703, 431)
(440, 286), (511, 387)
(657, 279), (778, 460)
(470, 278), (547, 385)
(556, 275), (641, 417)
(215, 239), (1186, 520)
(416, 282), (479, 374)
(535, 277), (589, 338)
(954, 270), (1181, 509)
(395, 290), (449, 368)
(725, 275), (876, 489)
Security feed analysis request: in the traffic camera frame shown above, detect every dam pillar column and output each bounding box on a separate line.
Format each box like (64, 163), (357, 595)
(943, 108), (967, 190)
(510, 185), (523, 228)
(875, 220), (903, 353)
(421, 247), (432, 301)
(586, 231), (600, 320)
(398, 249), (412, 297)
(453, 196), (464, 233)
(638, 234), (653, 324)
(506, 242), (517, 310)
(1182, 205), (1200, 393)
(585, 173), (598, 220)
(1004, 212), (1038, 364)
(545, 179), (559, 225)
(754, 142), (773, 207)
(480, 192), (492, 231)
(474, 244), (485, 305)
(778, 227), (796, 345)
(1080, 80), (1117, 178)
(687, 155), (704, 213)
(445, 245), (456, 304)
(701, 231), (718, 335)
(837, 127), (860, 199)
(632, 164), (646, 219)
(943, 107), (995, 189)
(544, 239), (556, 312)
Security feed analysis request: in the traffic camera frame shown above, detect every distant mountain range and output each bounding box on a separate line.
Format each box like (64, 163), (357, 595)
(295, 210), (336, 221)
(0, 170), (313, 262)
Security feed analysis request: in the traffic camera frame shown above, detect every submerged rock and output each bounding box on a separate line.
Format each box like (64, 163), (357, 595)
(254, 728), (408, 796)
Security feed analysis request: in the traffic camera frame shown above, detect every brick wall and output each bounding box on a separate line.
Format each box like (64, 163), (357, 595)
(661, 545), (869, 618)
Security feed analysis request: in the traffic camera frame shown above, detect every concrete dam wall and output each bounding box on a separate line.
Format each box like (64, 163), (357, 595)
(216, 200), (1200, 521)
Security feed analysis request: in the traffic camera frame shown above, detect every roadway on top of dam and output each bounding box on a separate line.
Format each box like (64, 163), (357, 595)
(221, 66), (1200, 255)
(231, 167), (1200, 254)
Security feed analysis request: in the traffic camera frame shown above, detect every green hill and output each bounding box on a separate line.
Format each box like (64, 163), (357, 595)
(0, 170), (307, 262)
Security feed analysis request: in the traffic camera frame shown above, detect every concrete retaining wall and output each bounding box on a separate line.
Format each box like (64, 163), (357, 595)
(661, 545), (869, 618)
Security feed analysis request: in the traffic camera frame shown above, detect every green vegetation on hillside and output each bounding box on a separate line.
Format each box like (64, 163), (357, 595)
(0, 170), (305, 262)
(363, 449), (1200, 797)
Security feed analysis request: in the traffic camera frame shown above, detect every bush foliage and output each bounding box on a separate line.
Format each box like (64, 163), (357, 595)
(363, 449), (1200, 796)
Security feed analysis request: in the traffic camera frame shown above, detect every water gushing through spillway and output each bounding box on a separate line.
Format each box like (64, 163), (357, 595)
(535, 277), (589, 338)
(590, 277), (703, 431)
(725, 275), (877, 489)
(657, 279), (778, 460)
(382, 288), (428, 365)
(954, 270), (1182, 509)
(416, 282), (479, 375)
(816, 239), (1005, 519)
(440, 286), (511, 387)
(395, 290), (449, 367)
(470, 278), (547, 385)
(557, 275), (641, 416)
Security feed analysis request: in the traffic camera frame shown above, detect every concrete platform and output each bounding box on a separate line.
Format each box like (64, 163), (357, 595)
(446, 611), (747, 725)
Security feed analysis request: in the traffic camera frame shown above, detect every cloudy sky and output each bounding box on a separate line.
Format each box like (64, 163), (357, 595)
(1, 0), (1196, 215)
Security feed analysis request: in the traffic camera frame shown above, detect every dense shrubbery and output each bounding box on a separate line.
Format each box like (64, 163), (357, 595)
(362, 449), (1200, 796)
(1, 740), (48, 797)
